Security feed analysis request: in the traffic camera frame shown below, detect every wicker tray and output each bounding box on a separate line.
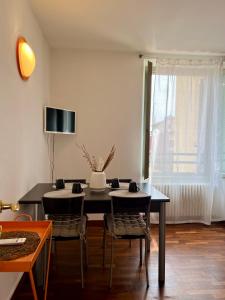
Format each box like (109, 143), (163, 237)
(0, 231), (40, 261)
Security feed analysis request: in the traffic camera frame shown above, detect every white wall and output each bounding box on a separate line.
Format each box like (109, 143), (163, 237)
(50, 50), (144, 182)
(0, 0), (50, 299)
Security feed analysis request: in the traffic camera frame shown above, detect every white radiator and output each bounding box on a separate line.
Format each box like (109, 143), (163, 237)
(152, 183), (212, 224)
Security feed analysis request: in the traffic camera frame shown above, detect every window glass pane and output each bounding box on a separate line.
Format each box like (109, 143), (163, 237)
(151, 74), (206, 176)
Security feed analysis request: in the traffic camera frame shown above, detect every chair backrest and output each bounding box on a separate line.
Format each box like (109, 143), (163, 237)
(111, 196), (151, 215)
(64, 179), (86, 184)
(111, 196), (151, 229)
(106, 178), (132, 184)
(42, 196), (84, 217)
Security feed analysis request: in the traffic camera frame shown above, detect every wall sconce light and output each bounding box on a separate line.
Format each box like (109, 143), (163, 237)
(16, 37), (36, 80)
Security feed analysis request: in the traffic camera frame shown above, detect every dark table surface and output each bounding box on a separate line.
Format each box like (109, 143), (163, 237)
(18, 182), (170, 213)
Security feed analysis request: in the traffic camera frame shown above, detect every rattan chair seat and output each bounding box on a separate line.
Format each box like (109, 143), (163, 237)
(106, 213), (149, 237)
(46, 214), (86, 238)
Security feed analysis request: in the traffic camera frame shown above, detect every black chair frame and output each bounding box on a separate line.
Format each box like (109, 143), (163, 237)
(104, 195), (151, 288)
(42, 196), (87, 288)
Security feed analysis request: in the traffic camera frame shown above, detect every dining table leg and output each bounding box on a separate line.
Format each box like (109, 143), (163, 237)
(34, 204), (39, 221)
(159, 202), (166, 285)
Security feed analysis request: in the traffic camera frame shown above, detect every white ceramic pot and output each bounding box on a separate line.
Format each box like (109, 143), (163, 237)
(89, 171), (106, 190)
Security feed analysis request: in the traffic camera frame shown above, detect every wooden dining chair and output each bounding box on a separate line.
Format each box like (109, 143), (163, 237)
(64, 179), (86, 184)
(42, 195), (87, 288)
(106, 179), (132, 184)
(104, 195), (151, 288)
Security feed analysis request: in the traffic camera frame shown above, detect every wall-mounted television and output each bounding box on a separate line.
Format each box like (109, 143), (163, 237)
(44, 106), (76, 134)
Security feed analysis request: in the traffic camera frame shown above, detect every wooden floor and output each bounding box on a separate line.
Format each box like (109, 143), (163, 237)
(12, 222), (225, 300)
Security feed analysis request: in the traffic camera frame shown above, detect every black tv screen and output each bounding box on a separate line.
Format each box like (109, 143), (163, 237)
(44, 106), (76, 134)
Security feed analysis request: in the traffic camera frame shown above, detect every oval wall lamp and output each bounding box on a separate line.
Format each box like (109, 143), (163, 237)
(16, 37), (36, 80)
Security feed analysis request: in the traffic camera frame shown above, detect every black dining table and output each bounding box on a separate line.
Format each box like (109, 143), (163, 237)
(18, 182), (170, 285)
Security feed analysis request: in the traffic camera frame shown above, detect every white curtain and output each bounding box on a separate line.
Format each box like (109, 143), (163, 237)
(150, 57), (224, 224)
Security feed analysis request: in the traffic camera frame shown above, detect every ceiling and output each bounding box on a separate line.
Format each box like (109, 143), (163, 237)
(30, 0), (225, 54)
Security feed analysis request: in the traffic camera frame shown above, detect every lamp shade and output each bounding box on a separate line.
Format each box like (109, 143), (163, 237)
(17, 37), (36, 80)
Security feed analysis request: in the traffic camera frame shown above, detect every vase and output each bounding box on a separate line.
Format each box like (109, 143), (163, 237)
(89, 171), (106, 190)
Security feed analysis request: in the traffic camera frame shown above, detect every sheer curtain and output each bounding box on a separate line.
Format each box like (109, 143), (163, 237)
(150, 57), (224, 224)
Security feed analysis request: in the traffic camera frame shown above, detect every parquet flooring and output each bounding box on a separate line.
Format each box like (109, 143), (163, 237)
(12, 222), (225, 300)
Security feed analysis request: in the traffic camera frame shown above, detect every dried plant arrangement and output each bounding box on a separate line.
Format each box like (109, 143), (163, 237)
(78, 144), (116, 172)
(101, 145), (116, 171)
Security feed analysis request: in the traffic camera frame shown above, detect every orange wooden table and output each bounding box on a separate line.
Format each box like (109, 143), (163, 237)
(0, 221), (52, 300)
